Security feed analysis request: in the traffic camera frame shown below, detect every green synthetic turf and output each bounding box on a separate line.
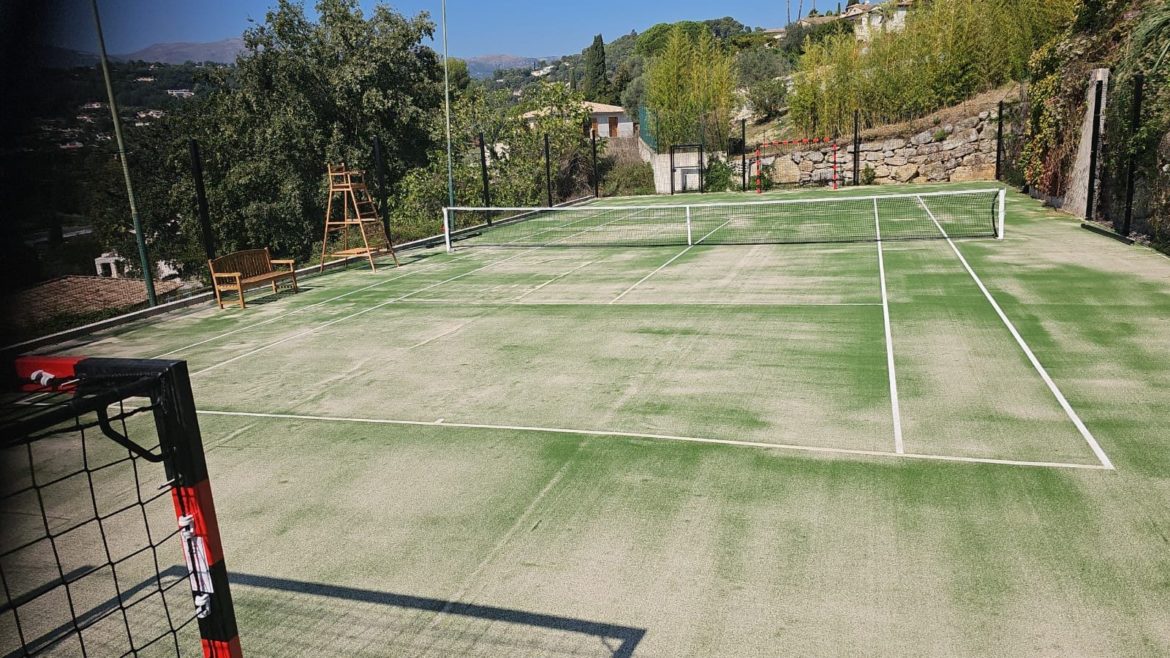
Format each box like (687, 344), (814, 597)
(30, 182), (1170, 656)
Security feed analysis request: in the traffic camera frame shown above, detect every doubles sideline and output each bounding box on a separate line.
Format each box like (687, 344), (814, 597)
(917, 196), (1114, 470)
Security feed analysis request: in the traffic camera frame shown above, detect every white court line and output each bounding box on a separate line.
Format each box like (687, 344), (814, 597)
(151, 251), (470, 359)
(511, 260), (597, 301)
(197, 409), (1112, 471)
(407, 318), (483, 350)
(608, 218), (734, 304)
(398, 299), (883, 307)
(190, 217), (639, 377)
(916, 195), (1115, 470)
(874, 198), (905, 454)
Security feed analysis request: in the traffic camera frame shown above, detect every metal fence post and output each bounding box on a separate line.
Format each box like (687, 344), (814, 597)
(1086, 79), (1103, 222)
(591, 130), (599, 198)
(544, 133), (553, 207)
(995, 100), (1005, 182)
(1122, 73), (1145, 236)
(188, 139), (215, 261)
(741, 119), (747, 191)
(374, 135), (394, 241)
(853, 109), (860, 186)
(478, 132), (491, 209)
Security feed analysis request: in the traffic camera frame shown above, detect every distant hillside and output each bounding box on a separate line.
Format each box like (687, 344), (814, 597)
(465, 54), (550, 79)
(118, 38), (245, 64)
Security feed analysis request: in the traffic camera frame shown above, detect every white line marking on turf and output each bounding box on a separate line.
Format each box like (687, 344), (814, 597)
(197, 410), (1112, 471)
(510, 260), (597, 301)
(874, 198), (905, 454)
(151, 252), (472, 359)
(424, 440), (585, 629)
(916, 195), (1115, 470)
(608, 219), (734, 304)
(191, 219), (643, 377)
(400, 299), (883, 307)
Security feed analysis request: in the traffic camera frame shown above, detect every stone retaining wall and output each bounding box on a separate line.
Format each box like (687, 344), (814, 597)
(765, 111), (1001, 186)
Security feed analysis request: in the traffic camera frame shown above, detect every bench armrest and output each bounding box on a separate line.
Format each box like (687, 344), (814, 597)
(212, 272), (242, 280)
(270, 259), (296, 270)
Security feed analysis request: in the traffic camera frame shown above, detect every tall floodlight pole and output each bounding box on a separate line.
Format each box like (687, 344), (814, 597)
(92, 0), (156, 306)
(442, 0), (455, 207)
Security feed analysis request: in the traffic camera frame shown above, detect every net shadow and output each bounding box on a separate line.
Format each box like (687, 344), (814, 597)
(231, 572), (646, 658)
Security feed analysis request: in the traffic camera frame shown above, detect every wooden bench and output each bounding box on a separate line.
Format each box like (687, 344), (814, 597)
(208, 248), (298, 309)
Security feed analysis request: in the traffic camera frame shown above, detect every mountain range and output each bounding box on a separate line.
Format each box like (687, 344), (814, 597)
(39, 38), (554, 77)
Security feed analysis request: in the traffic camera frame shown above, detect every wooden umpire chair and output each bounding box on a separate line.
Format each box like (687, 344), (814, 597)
(320, 163), (399, 272)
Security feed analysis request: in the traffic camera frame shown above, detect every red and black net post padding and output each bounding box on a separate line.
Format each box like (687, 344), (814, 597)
(2, 356), (242, 658)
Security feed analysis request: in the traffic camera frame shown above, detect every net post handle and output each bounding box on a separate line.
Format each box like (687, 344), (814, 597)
(443, 208), (452, 253)
(997, 189), (1006, 239)
(685, 206), (693, 246)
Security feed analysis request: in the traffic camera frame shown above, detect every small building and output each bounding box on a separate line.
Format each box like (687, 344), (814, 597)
(843, 0), (914, 42)
(584, 102), (635, 139)
(166, 89), (195, 99)
(521, 102), (635, 139)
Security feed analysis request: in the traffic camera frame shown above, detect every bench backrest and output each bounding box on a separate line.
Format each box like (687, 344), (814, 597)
(209, 248), (273, 279)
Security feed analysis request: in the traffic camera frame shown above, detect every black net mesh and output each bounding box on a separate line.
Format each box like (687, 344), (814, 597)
(1, 378), (203, 657)
(447, 189), (1002, 248)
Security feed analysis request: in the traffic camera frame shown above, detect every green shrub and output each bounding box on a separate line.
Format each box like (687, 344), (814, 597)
(704, 156), (734, 192)
(861, 165), (876, 186)
(932, 129), (949, 142)
(601, 161), (656, 197)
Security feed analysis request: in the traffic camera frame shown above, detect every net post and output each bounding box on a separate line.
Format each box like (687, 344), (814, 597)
(686, 206), (693, 245)
(443, 207), (452, 253)
(997, 188), (1006, 240)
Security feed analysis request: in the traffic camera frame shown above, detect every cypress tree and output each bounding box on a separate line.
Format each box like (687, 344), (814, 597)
(583, 34), (609, 102)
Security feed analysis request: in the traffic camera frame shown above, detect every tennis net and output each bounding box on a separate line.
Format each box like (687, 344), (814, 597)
(444, 188), (1005, 249)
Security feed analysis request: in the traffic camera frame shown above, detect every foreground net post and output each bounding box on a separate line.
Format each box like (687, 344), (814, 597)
(1, 356), (242, 657)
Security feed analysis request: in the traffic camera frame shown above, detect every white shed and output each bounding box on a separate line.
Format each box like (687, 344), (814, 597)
(583, 102), (635, 139)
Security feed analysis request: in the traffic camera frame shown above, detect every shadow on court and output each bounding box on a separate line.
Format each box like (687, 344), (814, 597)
(231, 572), (647, 657)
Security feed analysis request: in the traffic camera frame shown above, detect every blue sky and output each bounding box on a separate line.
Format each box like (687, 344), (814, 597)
(52, 0), (841, 58)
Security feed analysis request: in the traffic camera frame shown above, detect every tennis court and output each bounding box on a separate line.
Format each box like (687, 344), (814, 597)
(9, 181), (1170, 655)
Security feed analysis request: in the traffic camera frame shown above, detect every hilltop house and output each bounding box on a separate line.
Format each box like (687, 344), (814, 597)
(522, 102), (636, 139)
(843, 0), (914, 41)
(782, 1), (914, 41)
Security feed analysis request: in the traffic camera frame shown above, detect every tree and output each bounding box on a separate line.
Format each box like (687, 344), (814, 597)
(582, 34), (609, 102)
(636, 21), (709, 57)
(748, 78), (788, 121)
(98, 0), (446, 274)
(645, 24), (736, 150)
